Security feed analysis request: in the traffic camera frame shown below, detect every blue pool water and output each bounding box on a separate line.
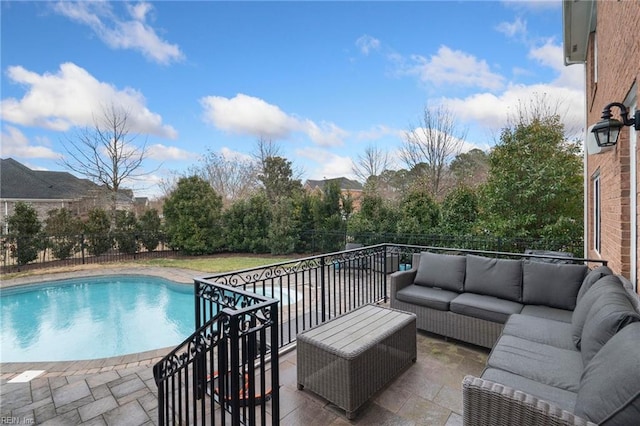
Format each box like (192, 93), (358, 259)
(0, 276), (195, 363)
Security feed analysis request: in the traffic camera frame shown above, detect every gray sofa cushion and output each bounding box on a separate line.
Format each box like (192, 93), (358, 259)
(450, 293), (523, 324)
(414, 251), (466, 292)
(571, 275), (624, 348)
(574, 322), (640, 425)
(395, 284), (458, 311)
(576, 265), (613, 303)
(487, 335), (583, 392)
(502, 314), (576, 350)
(580, 289), (640, 365)
(464, 255), (522, 302)
(481, 368), (577, 413)
(522, 261), (588, 310)
(520, 305), (573, 323)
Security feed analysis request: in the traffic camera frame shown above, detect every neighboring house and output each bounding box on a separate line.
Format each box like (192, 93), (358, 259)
(304, 177), (364, 211)
(0, 158), (134, 231)
(563, 0), (640, 290)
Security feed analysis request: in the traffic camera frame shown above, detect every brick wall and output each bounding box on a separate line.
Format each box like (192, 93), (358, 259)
(585, 1), (640, 285)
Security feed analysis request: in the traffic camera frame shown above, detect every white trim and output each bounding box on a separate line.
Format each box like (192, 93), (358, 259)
(625, 85), (637, 290)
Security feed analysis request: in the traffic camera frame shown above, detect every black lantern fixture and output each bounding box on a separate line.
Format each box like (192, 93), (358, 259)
(591, 102), (640, 147)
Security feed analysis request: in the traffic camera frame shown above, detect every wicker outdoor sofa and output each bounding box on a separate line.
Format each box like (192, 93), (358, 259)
(390, 251), (640, 425)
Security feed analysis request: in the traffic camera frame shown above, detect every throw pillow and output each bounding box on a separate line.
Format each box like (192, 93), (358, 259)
(464, 255), (522, 302)
(574, 322), (640, 424)
(522, 261), (588, 310)
(580, 289), (640, 365)
(414, 251), (466, 292)
(571, 275), (623, 348)
(576, 265), (613, 303)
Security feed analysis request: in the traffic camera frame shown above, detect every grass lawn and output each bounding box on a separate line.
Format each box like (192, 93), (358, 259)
(0, 253), (300, 280)
(139, 255), (299, 273)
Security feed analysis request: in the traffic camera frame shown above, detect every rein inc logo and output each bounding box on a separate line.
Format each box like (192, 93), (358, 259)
(0, 418), (34, 425)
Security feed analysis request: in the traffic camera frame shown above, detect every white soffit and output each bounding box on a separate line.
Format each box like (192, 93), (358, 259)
(563, 0), (596, 65)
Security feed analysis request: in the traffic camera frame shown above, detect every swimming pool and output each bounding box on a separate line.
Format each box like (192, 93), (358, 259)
(0, 275), (195, 363)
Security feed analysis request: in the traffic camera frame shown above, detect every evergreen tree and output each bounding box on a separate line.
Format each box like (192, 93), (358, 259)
(7, 202), (42, 265)
(480, 114), (583, 241)
(163, 176), (224, 254)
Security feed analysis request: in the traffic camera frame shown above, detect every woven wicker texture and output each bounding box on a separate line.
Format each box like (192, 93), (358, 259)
(297, 304), (416, 419)
(462, 376), (596, 426)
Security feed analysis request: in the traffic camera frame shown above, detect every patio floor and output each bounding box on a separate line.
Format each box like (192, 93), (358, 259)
(0, 329), (488, 425)
(0, 267), (489, 425)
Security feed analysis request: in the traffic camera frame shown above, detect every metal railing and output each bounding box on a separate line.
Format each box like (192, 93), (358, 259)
(202, 244), (392, 349)
(0, 232), (174, 272)
(154, 281), (279, 426)
(154, 243), (607, 425)
(200, 243), (607, 352)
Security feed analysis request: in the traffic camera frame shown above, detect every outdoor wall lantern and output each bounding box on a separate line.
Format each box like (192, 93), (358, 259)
(591, 102), (640, 147)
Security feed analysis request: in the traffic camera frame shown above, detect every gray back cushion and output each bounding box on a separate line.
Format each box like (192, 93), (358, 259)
(522, 261), (588, 310)
(464, 255), (522, 302)
(576, 265), (613, 303)
(571, 275), (623, 348)
(580, 289), (640, 365)
(574, 322), (640, 425)
(414, 252), (466, 292)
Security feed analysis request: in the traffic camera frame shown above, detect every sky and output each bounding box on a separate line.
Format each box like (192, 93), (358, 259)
(1, 0), (585, 199)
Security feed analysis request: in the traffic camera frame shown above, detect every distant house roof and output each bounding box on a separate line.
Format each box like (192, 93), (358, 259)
(304, 177), (363, 192)
(0, 157), (99, 200)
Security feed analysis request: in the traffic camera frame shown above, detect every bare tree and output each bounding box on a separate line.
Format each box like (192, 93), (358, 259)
(192, 149), (258, 206)
(252, 136), (304, 183)
(352, 143), (391, 191)
(60, 104), (148, 223)
(399, 104), (467, 199)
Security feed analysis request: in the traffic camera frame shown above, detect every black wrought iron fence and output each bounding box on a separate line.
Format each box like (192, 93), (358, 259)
(0, 232), (174, 272)
(153, 281), (279, 426)
(201, 244), (391, 349)
(304, 230), (584, 258)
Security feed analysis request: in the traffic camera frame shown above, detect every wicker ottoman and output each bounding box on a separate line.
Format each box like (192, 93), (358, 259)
(296, 304), (417, 419)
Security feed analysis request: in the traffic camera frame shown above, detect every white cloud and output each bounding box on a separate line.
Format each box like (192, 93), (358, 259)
(200, 93), (347, 147)
(356, 35), (381, 55)
(442, 83), (584, 135)
(0, 62), (177, 138)
(356, 124), (404, 141)
(147, 144), (196, 161)
(1, 125), (59, 159)
(496, 17), (528, 39)
(296, 147), (355, 180)
(399, 46), (505, 91)
(501, 0), (561, 11)
(529, 39), (583, 90)
(220, 147), (254, 163)
(52, 1), (184, 65)
(440, 39), (585, 136)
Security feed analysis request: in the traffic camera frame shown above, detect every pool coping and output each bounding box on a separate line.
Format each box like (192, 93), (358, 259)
(0, 266), (204, 380)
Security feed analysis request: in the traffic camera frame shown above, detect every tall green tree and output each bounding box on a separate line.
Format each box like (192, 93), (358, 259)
(138, 209), (162, 252)
(114, 210), (139, 254)
(313, 181), (346, 251)
(449, 149), (489, 188)
(480, 114), (583, 241)
(223, 192), (272, 253)
(397, 188), (440, 237)
(7, 202), (42, 265)
(84, 208), (112, 256)
(441, 186), (479, 235)
(347, 194), (400, 244)
(163, 176), (224, 254)
(44, 208), (83, 260)
(258, 156), (302, 203)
